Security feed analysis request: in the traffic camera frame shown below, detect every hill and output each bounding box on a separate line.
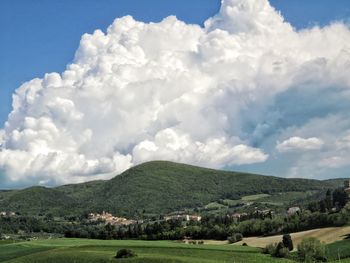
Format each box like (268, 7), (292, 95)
(0, 161), (345, 217)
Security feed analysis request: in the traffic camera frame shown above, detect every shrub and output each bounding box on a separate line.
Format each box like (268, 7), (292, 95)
(263, 242), (289, 258)
(282, 234), (293, 251)
(228, 233), (243, 244)
(297, 238), (326, 262)
(115, 249), (137, 258)
(263, 243), (277, 255)
(274, 242), (289, 258)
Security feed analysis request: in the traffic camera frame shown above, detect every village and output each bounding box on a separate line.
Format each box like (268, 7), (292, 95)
(85, 179), (350, 227)
(86, 206), (303, 227)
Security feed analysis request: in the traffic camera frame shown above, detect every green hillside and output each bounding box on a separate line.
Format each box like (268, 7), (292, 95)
(0, 161), (345, 217)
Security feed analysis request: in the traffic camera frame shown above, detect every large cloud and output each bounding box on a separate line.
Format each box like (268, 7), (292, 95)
(1, 0), (350, 186)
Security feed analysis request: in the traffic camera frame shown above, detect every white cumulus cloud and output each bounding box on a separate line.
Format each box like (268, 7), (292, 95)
(277, 137), (324, 152)
(1, 0), (350, 186)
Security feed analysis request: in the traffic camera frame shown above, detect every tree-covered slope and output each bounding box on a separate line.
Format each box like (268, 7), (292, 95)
(0, 186), (78, 215)
(0, 161), (345, 217)
(94, 161), (343, 216)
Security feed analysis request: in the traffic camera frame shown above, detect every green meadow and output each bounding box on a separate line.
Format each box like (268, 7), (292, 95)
(326, 239), (350, 262)
(0, 238), (292, 263)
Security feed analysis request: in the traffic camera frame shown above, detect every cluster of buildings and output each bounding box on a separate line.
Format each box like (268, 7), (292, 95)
(164, 214), (202, 222)
(229, 209), (274, 221)
(230, 212), (248, 220)
(88, 211), (137, 226)
(0, 211), (16, 217)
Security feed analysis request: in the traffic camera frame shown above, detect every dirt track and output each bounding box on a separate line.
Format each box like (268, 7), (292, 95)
(235, 226), (350, 248)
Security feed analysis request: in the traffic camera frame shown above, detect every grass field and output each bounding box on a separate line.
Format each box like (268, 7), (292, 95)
(326, 239), (350, 261)
(203, 191), (318, 213)
(1, 237), (349, 262)
(241, 194), (271, 201)
(235, 226), (350, 249)
(0, 238), (293, 263)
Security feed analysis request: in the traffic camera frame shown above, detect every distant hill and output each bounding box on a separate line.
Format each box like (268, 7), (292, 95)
(0, 161), (345, 217)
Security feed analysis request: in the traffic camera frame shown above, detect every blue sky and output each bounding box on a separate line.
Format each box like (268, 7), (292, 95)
(1, 0), (350, 127)
(0, 0), (350, 187)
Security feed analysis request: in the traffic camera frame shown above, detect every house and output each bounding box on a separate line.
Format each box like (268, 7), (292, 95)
(187, 215), (202, 221)
(287, 207), (300, 215)
(254, 209), (274, 219)
(230, 212), (248, 221)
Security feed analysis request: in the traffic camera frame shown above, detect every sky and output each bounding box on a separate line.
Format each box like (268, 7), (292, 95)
(0, 0), (350, 188)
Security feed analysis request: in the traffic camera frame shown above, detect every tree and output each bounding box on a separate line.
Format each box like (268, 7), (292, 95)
(45, 213), (54, 221)
(282, 234), (293, 251)
(115, 249), (136, 258)
(274, 242), (285, 257)
(263, 243), (277, 255)
(333, 188), (348, 209)
(228, 233), (243, 244)
(297, 237), (326, 262)
(308, 201), (320, 212)
(319, 200), (326, 213)
(325, 189), (333, 210)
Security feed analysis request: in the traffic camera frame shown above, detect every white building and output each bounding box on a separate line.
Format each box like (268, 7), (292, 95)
(287, 207), (300, 215)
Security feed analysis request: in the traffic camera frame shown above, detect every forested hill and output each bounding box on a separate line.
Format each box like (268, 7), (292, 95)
(0, 161), (344, 217)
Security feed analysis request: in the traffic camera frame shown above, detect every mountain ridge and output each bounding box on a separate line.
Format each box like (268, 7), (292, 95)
(0, 161), (345, 217)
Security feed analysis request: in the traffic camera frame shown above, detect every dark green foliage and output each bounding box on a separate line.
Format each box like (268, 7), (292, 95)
(325, 189), (332, 210)
(307, 187), (350, 214)
(228, 233), (243, 243)
(276, 247), (289, 258)
(297, 237), (326, 262)
(332, 188), (348, 208)
(263, 242), (289, 258)
(263, 235), (293, 259)
(0, 161), (344, 217)
(115, 248), (137, 258)
(263, 243), (277, 255)
(0, 215), (70, 234)
(274, 242), (288, 258)
(282, 234), (293, 251)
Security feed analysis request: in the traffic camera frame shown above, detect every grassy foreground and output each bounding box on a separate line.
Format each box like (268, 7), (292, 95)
(326, 239), (350, 262)
(0, 238), (292, 263)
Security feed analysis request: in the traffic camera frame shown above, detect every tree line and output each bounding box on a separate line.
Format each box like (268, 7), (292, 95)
(1, 188), (349, 241)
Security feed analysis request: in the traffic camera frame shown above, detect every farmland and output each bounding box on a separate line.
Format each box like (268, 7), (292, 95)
(0, 237), (349, 262)
(0, 238), (290, 263)
(235, 226), (350, 248)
